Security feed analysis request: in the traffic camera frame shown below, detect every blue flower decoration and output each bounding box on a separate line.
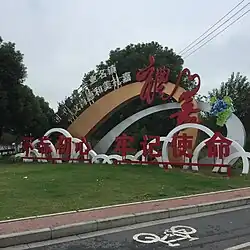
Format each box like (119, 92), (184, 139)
(209, 96), (234, 127)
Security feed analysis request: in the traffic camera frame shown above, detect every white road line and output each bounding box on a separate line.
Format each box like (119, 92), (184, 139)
(225, 242), (250, 250)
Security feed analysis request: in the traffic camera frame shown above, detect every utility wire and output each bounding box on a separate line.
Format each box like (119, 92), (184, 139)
(180, 1), (250, 57)
(178, 0), (245, 55)
(183, 8), (250, 59)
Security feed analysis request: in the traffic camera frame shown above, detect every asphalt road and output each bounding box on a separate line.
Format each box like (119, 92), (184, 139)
(35, 206), (250, 250)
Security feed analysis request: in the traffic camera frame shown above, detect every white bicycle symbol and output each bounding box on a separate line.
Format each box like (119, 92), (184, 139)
(133, 225), (199, 247)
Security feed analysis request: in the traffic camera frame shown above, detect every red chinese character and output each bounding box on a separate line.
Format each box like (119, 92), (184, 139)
(140, 135), (161, 157)
(170, 68), (201, 125)
(170, 102), (200, 125)
(155, 67), (170, 101)
(205, 132), (232, 159)
(56, 135), (72, 156)
(171, 133), (193, 158)
(114, 133), (135, 157)
(37, 136), (52, 155)
(136, 56), (170, 105)
(21, 137), (34, 156)
(75, 137), (91, 156)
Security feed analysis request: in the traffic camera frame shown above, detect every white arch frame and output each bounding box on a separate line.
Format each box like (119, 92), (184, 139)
(192, 137), (249, 174)
(161, 123), (214, 169)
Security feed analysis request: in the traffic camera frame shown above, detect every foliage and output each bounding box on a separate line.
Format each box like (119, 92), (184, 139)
(208, 72), (250, 150)
(0, 36), (55, 141)
(209, 72), (250, 120)
(106, 42), (184, 83)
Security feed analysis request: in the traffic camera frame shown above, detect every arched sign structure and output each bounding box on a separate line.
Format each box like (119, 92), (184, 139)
(67, 55), (246, 167)
(16, 56), (249, 175)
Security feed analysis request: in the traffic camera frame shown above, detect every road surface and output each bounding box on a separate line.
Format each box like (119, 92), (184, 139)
(30, 205), (250, 250)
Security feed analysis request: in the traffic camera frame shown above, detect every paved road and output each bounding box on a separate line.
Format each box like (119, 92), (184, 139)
(33, 206), (250, 250)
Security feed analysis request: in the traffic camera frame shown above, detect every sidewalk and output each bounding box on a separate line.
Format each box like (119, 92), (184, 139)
(1, 187), (250, 236)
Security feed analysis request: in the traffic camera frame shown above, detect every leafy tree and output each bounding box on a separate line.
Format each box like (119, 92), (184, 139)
(208, 72), (250, 150)
(0, 36), (55, 141)
(106, 42), (184, 83)
(3, 82), (55, 139)
(0, 37), (27, 137)
(209, 72), (250, 120)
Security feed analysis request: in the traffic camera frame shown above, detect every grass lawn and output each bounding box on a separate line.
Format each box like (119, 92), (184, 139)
(0, 163), (249, 220)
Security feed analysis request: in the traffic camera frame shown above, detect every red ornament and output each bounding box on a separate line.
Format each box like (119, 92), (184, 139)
(170, 68), (200, 125)
(21, 137), (34, 156)
(114, 133), (135, 157)
(75, 137), (91, 156)
(171, 133), (193, 158)
(136, 56), (170, 105)
(205, 132), (232, 159)
(140, 135), (162, 157)
(37, 136), (52, 155)
(56, 135), (72, 156)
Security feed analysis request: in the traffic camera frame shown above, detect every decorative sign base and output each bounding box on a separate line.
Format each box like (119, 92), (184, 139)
(15, 124), (250, 176)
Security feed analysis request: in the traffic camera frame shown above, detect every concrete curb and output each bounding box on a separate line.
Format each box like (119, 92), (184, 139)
(1, 196), (250, 248)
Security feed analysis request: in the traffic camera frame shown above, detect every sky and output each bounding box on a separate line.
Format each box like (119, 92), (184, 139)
(0, 0), (250, 110)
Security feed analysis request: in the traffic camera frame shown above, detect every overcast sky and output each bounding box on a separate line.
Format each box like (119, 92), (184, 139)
(0, 0), (249, 110)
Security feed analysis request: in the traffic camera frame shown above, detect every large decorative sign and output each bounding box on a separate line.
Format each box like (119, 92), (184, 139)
(15, 56), (250, 176)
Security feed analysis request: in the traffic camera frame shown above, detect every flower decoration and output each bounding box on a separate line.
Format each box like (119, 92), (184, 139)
(209, 96), (234, 127)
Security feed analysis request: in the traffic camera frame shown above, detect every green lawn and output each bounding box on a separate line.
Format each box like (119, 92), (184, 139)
(0, 163), (249, 220)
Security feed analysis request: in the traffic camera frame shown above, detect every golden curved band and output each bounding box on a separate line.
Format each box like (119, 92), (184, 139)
(68, 82), (198, 152)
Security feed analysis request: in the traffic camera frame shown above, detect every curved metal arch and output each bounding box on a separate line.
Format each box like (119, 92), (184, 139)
(94, 102), (180, 153)
(94, 102), (246, 159)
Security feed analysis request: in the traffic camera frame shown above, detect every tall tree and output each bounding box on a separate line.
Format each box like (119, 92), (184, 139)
(106, 42), (184, 83)
(208, 72), (250, 150)
(209, 72), (250, 120)
(8, 85), (52, 137)
(0, 37), (27, 137)
(0, 36), (55, 140)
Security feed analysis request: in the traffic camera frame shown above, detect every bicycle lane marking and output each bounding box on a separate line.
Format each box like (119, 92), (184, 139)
(133, 225), (199, 247)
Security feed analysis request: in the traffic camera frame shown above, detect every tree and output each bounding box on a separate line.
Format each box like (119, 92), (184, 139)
(36, 96), (56, 131)
(3, 81), (55, 139)
(209, 72), (250, 120)
(0, 37), (27, 137)
(0, 36), (55, 141)
(106, 42), (184, 83)
(208, 72), (250, 150)
(57, 42), (198, 148)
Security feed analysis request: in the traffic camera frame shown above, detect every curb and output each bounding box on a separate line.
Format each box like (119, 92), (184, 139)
(1, 196), (250, 248)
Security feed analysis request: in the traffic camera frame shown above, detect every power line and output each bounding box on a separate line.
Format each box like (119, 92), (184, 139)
(180, 1), (250, 57)
(183, 8), (250, 59)
(178, 0), (245, 55)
